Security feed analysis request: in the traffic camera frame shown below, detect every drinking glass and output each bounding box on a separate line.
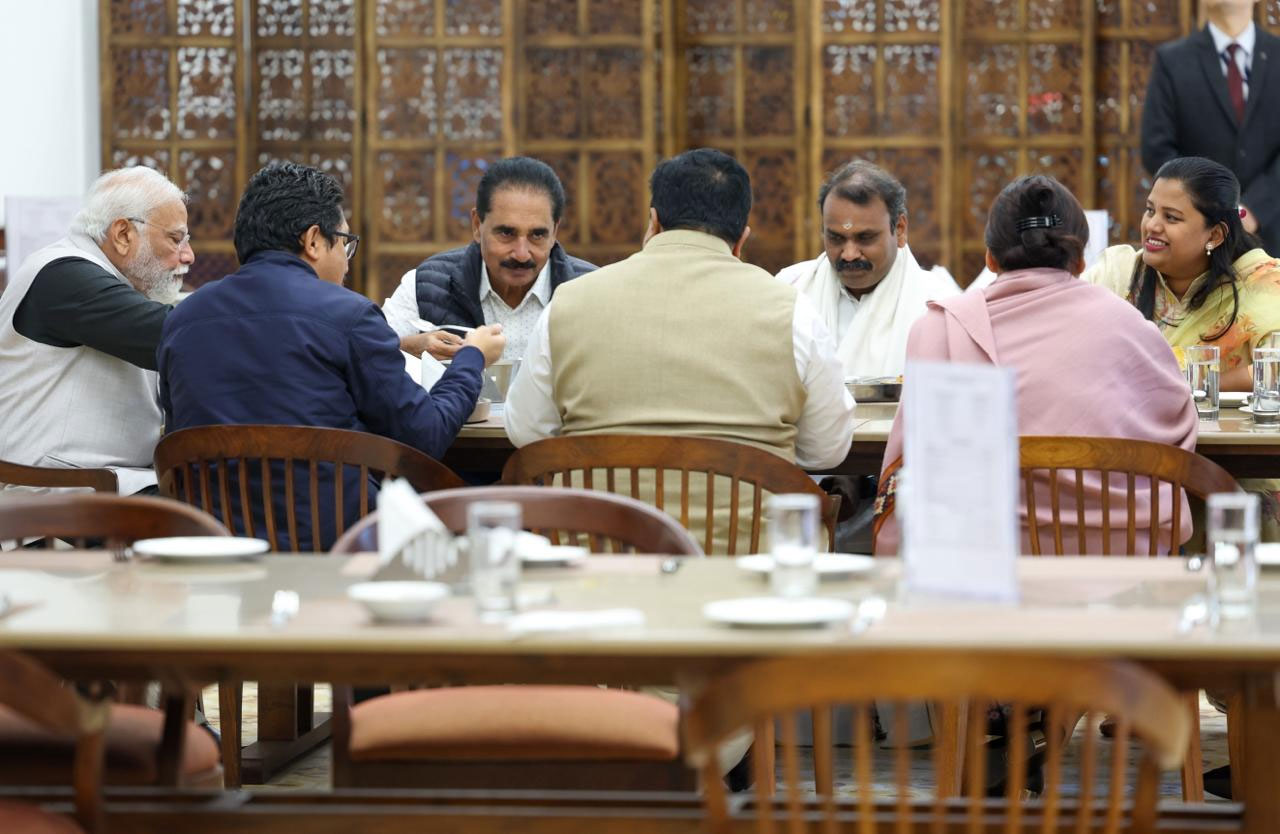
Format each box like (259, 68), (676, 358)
(768, 494), (819, 598)
(467, 501), (522, 619)
(1206, 492), (1260, 621)
(1184, 345), (1220, 421)
(1253, 347), (1280, 428)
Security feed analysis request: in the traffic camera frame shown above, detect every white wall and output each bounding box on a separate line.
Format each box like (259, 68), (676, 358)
(0, 0), (100, 227)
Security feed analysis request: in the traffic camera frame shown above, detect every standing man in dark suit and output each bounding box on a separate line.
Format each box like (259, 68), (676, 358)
(1142, 0), (1280, 254)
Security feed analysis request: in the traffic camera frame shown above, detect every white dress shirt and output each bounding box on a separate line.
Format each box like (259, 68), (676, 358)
(382, 261), (552, 363)
(505, 292), (856, 470)
(1209, 20), (1255, 99)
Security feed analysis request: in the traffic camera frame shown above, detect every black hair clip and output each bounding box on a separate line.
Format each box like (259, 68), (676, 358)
(1016, 214), (1061, 231)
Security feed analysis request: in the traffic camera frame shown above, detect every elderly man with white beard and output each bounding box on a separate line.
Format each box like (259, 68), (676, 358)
(0, 166), (195, 494)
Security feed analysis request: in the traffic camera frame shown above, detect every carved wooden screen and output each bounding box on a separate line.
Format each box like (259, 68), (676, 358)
(101, 0), (249, 286)
(252, 1), (362, 257)
(674, 0), (809, 274)
(809, 0), (953, 270)
(953, 0), (1095, 281)
(1094, 0), (1192, 249)
(361, 1), (516, 301)
(517, 0), (663, 271)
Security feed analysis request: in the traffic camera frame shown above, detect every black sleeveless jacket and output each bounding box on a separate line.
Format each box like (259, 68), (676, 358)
(412, 242), (596, 326)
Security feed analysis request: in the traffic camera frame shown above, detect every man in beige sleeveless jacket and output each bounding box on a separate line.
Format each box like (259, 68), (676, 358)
(505, 148), (855, 552)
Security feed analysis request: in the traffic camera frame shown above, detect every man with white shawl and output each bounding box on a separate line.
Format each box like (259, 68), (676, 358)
(777, 160), (959, 379)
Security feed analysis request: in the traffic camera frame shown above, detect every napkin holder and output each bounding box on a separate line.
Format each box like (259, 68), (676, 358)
(373, 478), (466, 587)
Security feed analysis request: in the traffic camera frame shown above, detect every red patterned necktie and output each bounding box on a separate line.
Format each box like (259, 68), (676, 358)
(1225, 43), (1246, 122)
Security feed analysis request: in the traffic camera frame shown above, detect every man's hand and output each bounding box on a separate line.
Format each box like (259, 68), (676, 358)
(1242, 205), (1260, 235)
(401, 331), (464, 360)
(463, 324), (505, 367)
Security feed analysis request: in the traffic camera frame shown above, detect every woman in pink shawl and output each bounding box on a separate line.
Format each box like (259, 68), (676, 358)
(874, 175), (1198, 555)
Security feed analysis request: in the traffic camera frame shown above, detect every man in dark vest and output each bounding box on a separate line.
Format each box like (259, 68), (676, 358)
(382, 156), (596, 363)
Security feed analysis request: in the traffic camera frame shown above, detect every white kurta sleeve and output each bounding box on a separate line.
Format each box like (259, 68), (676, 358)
(381, 269), (425, 338)
(791, 293), (857, 469)
(503, 305), (562, 447)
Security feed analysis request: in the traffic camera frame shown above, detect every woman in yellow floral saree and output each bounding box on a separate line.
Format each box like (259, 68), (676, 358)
(1085, 157), (1280, 392)
(1085, 156), (1280, 538)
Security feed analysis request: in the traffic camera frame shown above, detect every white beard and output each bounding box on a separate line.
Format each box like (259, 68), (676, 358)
(126, 239), (187, 304)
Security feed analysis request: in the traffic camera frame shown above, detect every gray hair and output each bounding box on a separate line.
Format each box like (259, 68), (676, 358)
(71, 167), (187, 243)
(817, 159), (907, 230)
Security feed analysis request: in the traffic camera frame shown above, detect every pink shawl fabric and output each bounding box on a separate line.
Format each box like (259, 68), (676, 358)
(875, 268), (1199, 555)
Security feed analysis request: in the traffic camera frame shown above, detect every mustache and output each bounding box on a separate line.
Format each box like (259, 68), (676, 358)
(835, 258), (874, 273)
(500, 258), (538, 271)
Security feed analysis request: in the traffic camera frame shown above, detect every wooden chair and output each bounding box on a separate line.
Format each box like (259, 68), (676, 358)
(154, 424), (466, 552)
(1018, 436), (1239, 556)
(1018, 436), (1240, 801)
(331, 485), (703, 555)
(0, 494), (225, 790)
(0, 651), (109, 833)
(154, 424), (465, 786)
(0, 493), (229, 553)
(0, 460), (117, 493)
(329, 486), (702, 791)
(684, 652), (1190, 834)
(502, 435), (840, 554)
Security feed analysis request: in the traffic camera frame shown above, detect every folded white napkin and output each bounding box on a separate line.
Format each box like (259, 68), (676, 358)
(401, 350), (447, 389)
(506, 608), (646, 635)
(376, 478), (455, 581)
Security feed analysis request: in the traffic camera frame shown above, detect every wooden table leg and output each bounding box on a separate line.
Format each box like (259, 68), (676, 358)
(1240, 672), (1280, 834)
(239, 682), (330, 785)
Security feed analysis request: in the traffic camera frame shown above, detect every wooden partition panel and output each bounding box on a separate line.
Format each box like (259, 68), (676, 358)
(675, 0), (809, 274)
(252, 0), (363, 261)
(810, 0), (954, 270)
(99, 0), (1280, 294)
(516, 0), (663, 270)
(101, 0), (249, 286)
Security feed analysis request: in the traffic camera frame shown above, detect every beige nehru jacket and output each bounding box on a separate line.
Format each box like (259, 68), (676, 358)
(548, 229), (805, 459)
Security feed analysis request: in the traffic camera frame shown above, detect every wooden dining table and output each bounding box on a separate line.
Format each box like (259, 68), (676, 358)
(0, 550), (1276, 832)
(446, 403), (1280, 479)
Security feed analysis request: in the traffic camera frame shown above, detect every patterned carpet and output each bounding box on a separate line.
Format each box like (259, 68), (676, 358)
(202, 684), (1228, 798)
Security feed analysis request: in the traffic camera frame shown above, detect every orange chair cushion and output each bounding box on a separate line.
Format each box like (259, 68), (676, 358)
(0, 800), (84, 833)
(0, 703), (220, 786)
(349, 685), (680, 762)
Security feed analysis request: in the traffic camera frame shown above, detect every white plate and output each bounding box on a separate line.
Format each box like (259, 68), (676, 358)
(703, 596), (855, 629)
(520, 544), (589, 567)
(1221, 392), (1250, 408)
(735, 553), (876, 578)
(133, 536), (269, 562)
(348, 581), (450, 622)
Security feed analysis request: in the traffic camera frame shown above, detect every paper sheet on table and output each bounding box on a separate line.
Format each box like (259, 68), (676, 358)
(901, 360), (1019, 601)
(507, 608), (646, 635)
(401, 350), (447, 389)
(4, 196), (81, 274)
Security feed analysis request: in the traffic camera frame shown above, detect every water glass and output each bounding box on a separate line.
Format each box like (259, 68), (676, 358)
(1206, 492), (1260, 621)
(768, 494), (819, 598)
(1253, 347), (1280, 427)
(1184, 345), (1220, 421)
(467, 501), (522, 619)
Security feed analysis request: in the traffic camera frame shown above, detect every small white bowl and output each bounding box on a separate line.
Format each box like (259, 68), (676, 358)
(347, 581), (450, 623)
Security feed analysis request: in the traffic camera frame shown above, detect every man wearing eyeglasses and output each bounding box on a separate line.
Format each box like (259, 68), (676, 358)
(0, 166), (194, 495)
(157, 162), (505, 549)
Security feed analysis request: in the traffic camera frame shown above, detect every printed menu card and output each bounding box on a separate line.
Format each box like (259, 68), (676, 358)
(901, 360), (1019, 601)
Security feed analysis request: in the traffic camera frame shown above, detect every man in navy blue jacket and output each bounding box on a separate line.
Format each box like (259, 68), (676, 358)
(159, 162), (504, 549)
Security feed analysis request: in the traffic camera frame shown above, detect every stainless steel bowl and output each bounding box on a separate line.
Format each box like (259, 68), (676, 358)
(845, 376), (903, 403)
(467, 397), (492, 423)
